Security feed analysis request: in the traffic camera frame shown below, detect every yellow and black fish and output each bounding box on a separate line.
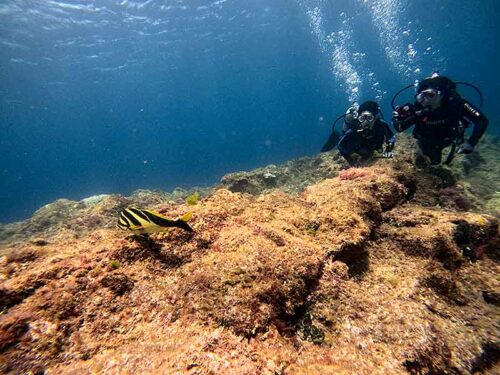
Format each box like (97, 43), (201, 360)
(118, 207), (193, 235)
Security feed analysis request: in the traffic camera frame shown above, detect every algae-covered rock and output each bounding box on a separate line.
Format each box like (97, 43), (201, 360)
(80, 194), (110, 207)
(220, 152), (344, 195)
(484, 193), (500, 217)
(0, 134), (499, 374)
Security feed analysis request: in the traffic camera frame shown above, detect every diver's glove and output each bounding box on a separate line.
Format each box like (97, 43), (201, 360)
(392, 103), (415, 131)
(393, 103), (414, 119)
(382, 143), (394, 158)
(457, 141), (474, 154)
(345, 102), (359, 124)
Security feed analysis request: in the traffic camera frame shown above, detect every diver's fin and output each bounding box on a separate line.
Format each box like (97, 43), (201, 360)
(321, 131), (340, 152)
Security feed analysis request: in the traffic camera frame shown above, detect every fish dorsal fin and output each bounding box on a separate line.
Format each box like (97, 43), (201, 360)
(142, 209), (170, 220)
(179, 211), (193, 222)
(141, 209), (192, 222)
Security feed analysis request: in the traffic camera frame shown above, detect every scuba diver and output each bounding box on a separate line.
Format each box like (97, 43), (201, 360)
(322, 101), (396, 166)
(392, 73), (489, 165)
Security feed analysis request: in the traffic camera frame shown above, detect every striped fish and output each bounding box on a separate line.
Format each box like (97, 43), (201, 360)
(118, 207), (193, 235)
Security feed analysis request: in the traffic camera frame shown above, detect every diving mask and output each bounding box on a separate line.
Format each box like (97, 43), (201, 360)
(416, 88), (441, 108)
(357, 111), (376, 131)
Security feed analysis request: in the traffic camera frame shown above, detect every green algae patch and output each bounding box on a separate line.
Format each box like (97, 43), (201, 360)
(186, 192), (200, 205)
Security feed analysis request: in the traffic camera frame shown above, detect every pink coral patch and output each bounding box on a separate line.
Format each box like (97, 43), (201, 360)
(339, 168), (374, 181)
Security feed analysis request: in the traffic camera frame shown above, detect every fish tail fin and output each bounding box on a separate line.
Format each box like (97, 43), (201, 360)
(179, 211), (193, 222)
(175, 219), (194, 232)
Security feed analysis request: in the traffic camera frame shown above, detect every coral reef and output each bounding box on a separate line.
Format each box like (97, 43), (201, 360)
(0, 188), (211, 246)
(220, 151), (345, 195)
(0, 134), (499, 374)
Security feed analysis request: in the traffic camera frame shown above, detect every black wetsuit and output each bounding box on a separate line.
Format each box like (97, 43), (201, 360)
(394, 93), (488, 164)
(337, 119), (395, 164)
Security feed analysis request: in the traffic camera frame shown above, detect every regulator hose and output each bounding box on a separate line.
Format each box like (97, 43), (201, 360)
(455, 82), (484, 109)
(390, 84), (415, 111)
(320, 114), (346, 153)
(331, 114), (346, 132)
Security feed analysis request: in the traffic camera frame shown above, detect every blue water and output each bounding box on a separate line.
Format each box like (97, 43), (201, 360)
(1, 0), (499, 223)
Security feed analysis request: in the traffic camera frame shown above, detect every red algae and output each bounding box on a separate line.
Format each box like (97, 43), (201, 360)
(339, 167), (375, 180)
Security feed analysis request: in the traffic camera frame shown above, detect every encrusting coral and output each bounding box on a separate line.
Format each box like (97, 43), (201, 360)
(0, 134), (499, 374)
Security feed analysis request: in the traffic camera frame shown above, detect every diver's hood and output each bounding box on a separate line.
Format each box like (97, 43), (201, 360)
(391, 73), (483, 111)
(417, 76), (456, 95)
(358, 101), (379, 115)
